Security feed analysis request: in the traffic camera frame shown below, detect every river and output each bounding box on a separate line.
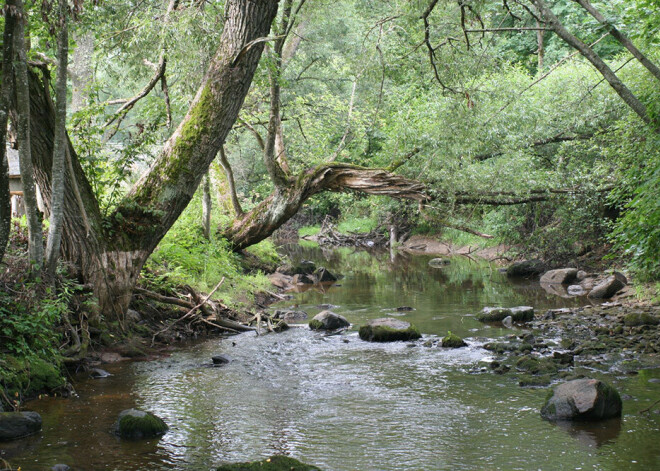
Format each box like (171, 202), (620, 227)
(3, 245), (660, 470)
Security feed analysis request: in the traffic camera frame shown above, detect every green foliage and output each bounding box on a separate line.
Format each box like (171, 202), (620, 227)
(0, 278), (76, 403)
(144, 191), (274, 307)
(608, 128), (660, 281)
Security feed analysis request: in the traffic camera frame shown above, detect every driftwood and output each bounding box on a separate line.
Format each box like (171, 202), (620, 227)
(314, 218), (389, 248)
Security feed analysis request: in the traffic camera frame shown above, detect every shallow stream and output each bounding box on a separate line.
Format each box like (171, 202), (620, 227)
(3, 246), (660, 470)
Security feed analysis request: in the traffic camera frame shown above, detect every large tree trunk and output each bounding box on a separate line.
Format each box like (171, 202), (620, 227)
(18, 0), (280, 320)
(70, 32), (94, 113)
(0, 3), (16, 265)
(223, 163), (428, 250)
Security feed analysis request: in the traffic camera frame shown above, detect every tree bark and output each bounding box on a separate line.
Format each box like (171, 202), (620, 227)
(0, 3), (16, 265)
(13, 0), (44, 272)
(533, 0), (658, 131)
(575, 0), (660, 82)
(17, 0), (280, 320)
(45, 0), (69, 276)
(202, 172), (211, 240)
(223, 163), (428, 250)
(218, 146), (243, 217)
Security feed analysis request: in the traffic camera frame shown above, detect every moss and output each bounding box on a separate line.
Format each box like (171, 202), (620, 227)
(0, 356), (64, 399)
(519, 375), (552, 387)
(358, 324), (421, 342)
(308, 319), (323, 330)
(624, 313), (659, 327)
(115, 409), (168, 440)
(515, 356), (558, 376)
(216, 456), (322, 470)
(442, 332), (467, 348)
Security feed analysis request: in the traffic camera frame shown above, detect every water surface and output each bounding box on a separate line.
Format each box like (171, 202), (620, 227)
(4, 246), (660, 470)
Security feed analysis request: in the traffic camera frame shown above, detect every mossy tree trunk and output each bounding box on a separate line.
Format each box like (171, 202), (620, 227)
(14, 0), (280, 320)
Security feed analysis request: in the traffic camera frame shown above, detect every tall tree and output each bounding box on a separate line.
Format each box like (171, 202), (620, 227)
(45, 0), (70, 276)
(0, 0), (17, 266)
(13, 0), (45, 272)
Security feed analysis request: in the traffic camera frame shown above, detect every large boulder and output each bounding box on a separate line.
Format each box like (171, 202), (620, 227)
(506, 260), (547, 278)
(358, 318), (421, 342)
(541, 379), (622, 421)
(216, 455), (321, 470)
(588, 273), (627, 299)
(0, 411), (42, 441)
(113, 409), (168, 440)
(477, 306), (534, 323)
(308, 311), (350, 331)
(540, 268), (578, 285)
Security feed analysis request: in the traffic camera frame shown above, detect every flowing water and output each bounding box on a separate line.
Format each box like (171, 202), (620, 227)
(3, 245), (660, 470)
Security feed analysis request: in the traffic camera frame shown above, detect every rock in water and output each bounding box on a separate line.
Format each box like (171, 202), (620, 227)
(588, 273), (627, 299)
(212, 354), (231, 365)
(114, 409), (168, 440)
(273, 310), (308, 322)
(216, 455), (321, 470)
(51, 465), (71, 471)
(428, 258), (450, 267)
(477, 306), (534, 323)
(0, 411), (42, 441)
(308, 311), (350, 331)
(502, 316), (513, 328)
(442, 332), (467, 348)
(90, 368), (112, 379)
(506, 260), (546, 278)
(358, 318), (421, 342)
(541, 379), (622, 421)
(540, 268), (578, 285)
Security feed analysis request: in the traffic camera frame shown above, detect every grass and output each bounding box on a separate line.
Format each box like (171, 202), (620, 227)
(298, 225), (321, 238)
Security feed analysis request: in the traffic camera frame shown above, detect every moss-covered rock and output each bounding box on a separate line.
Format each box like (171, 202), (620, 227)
(216, 455), (321, 470)
(113, 409), (168, 440)
(515, 355), (559, 376)
(358, 318), (421, 342)
(506, 259), (546, 278)
(441, 332), (467, 348)
(477, 306), (534, 323)
(541, 378), (622, 421)
(623, 313), (659, 327)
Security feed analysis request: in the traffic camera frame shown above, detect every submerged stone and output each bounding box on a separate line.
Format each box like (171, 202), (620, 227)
(0, 411), (42, 441)
(308, 311), (350, 331)
(358, 318), (422, 342)
(113, 409), (168, 440)
(442, 332), (467, 348)
(216, 455), (321, 470)
(541, 378), (622, 421)
(212, 355), (231, 365)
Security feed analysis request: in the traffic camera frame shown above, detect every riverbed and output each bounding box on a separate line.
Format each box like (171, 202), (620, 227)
(3, 246), (660, 470)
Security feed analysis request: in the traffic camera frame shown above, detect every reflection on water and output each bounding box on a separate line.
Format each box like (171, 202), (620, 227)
(554, 418), (622, 448)
(5, 246), (660, 470)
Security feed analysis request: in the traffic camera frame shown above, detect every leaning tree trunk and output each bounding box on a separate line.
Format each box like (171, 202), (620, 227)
(223, 163), (429, 250)
(18, 0), (280, 321)
(0, 5), (17, 265)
